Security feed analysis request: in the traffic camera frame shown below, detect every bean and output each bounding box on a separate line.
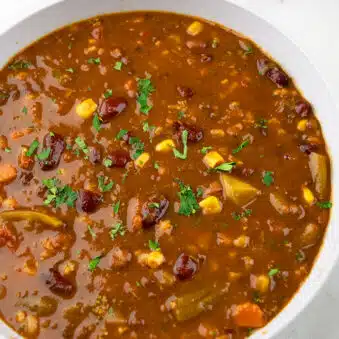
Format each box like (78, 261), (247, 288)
(88, 146), (101, 164)
(39, 133), (65, 171)
(141, 195), (169, 228)
(176, 85), (195, 98)
(106, 150), (131, 168)
(266, 67), (289, 88)
(173, 253), (198, 280)
(257, 58), (270, 75)
(200, 54), (213, 63)
(295, 101), (312, 117)
(45, 268), (75, 297)
(173, 121), (204, 143)
(76, 189), (102, 213)
(299, 143), (317, 154)
(99, 97), (128, 123)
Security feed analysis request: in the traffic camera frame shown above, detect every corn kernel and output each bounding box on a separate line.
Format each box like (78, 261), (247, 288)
(203, 151), (224, 169)
(302, 186), (316, 205)
(147, 251), (165, 268)
(155, 139), (175, 153)
(199, 196), (223, 215)
(210, 129), (225, 137)
(76, 98), (97, 119)
(297, 119), (308, 132)
(186, 21), (204, 36)
(256, 274), (270, 293)
(233, 235), (250, 248)
(135, 152), (150, 168)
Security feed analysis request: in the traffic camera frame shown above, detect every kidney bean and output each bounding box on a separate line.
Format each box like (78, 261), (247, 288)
(173, 253), (198, 280)
(141, 195), (169, 228)
(173, 121), (204, 143)
(45, 268), (75, 297)
(76, 189), (102, 213)
(107, 150), (131, 168)
(39, 133), (65, 171)
(200, 54), (213, 63)
(185, 40), (207, 51)
(295, 101), (312, 117)
(98, 97), (128, 123)
(299, 143), (318, 154)
(176, 85), (195, 98)
(266, 67), (289, 88)
(88, 146), (101, 164)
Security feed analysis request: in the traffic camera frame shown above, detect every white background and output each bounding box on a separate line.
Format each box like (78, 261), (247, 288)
(1, 0), (339, 338)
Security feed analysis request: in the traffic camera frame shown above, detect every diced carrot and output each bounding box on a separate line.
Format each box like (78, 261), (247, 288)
(232, 302), (265, 328)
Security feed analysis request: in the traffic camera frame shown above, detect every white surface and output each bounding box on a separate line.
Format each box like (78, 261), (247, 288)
(0, 1), (338, 338)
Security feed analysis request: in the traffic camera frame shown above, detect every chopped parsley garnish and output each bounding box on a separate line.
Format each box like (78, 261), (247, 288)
(214, 162), (236, 172)
(232, 139), (250, 154)
(178, 111), (185, 120)
(149, 202), (160, 209)
(37, 148), (51, 161)
(262, 171), (274, 187)
(8, 60), (31, 71)
(254, 118), (268, 129)
(88, 57), (101, 65)
(87, 225), (96, 239)
(211, 37), (219, 48)
(113, 61), (123, 71)
(65, 68), (74, 73)
(112, 200), (120, 215)
(232, 209), (252, 221)
(75, 137), (89, 154)
(268, 268), (279, 277)
(110, 222), (125, 240)
(316, 201), (332, 209)
(173, 130), (188, 160)
(122, 171), (129, 184)
(116, 129), (128, 140)
(22, 106), (28, 114)
(252, 291), (263, 304)
(296, 250), (306, 262)
(148, 239), (160, 251)
(142, 121), (155, 133)
(177, 180), (200, 216)
(93, 114), (102, 132)
(103, 158), (113, 167)
(42, 178), (78, 208)
(154, 161), (160, 170)
(129, 137), (145, 160)
(104, 89), (112, 98)
(201, 146), (213, 155)
(98, 176), (114, 192)
(137, 77), (155, 115)
(4, 147), (11, 153)
(196, 187), (204, 198)
(88, 256), (101, 272)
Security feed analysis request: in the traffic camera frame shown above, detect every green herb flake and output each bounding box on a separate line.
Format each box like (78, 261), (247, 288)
(75, 137), (89, 154)
(149, 202), (160, 209)
(93, 114), (102, 132)
(110, 222), (125, 240)
(98, 175), (114, 192)
(214, 162), (236, 172)
(296, 250), (305, 262)
(113, 61), (123, 71)
(88, 57), (101, 65)
(137, 77), (155, 115)
(42, 177), (78, 208)
(268, 268), (279, 277)
(201, 146), (213, 155)
(65, 68), (74, 73)
(129, 137), (145, 160)
(22, 106), (28, 115)
(232, 209), (252, 221)
(8, 60), (31, 71)
(177, 180), (200, 216)
(154, 161), (160, 170)
(252, 291), (262, 304)
(113, 200), (120, 215)
(148, 239), (160, 251)
(196, 187), (204, 198)
(316, 201), (332, 209)
(103, 158), (113, 168)
(4, 147), (11, 153)
(232, 139), (250, 154)
(87, 225), (96, 239)
(104, 89), (113, 98)
(178, 111), (185, 120)
(122, 171), (129, 184)
(262, 171), (274, 187)
(254, 118), (268, 129)
(211, 38), (219, 49)
(116, 129), (128, 140)
(37, 148), (51, 161)
(88, 256), (101, 272)
(173, 130), (188, 160)
(136, 281), (141, 287)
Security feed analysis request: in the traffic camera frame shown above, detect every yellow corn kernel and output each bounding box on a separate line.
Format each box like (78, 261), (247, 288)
(199, 196), (223, 215)
(297, 119), (308, 132)
(147, 251), (165, 269)
(210, 129), (225, 138)
(186, 21), (204, 36)
(155, 139), (175, 153)
(256, 274), (270, 293)
(203, 151), (224, 169)
(233, 235), (250, 248)
(135, 152), (150, 168)
(76, 99), (97, 119)
(302, 186), (316, 205)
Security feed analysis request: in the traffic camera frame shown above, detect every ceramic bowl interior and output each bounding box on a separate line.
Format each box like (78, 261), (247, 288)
(0, 1), (338, 338)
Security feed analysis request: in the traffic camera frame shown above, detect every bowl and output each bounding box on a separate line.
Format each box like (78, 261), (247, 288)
(0, 0), (338, 338)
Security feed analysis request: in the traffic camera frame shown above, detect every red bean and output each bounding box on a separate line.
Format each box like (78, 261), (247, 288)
(39, 133), (65, 171)
(176, 85), (195, 98)
(46, 268), (75, 297)
(98, 97), (128, 123)
(173, 121), (204, 143)
(107, 150), (131, 168)
(88, 146), (101, 164)
(266, 67), (289, 88)
(173, 253), (198, 280)
(295, 101), (312, 117)
(141, 195), (169, 228)
(299, 143), (317, 154)
(76, 189), (102, 213)
(200, 54), (213, 63)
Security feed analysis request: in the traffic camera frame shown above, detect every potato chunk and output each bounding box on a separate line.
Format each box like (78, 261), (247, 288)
(135, 152), (150, 168)
(155, 139), (175, 153)
(199, 196), (223, 215)
(76, 98), (97, 119)
(0, 164), (17, 184)
(203, 151), (224, 169)
(186, 21), (204, 36)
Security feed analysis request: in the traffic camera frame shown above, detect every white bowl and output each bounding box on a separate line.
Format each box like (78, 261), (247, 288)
(0, 1), (338, 338)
